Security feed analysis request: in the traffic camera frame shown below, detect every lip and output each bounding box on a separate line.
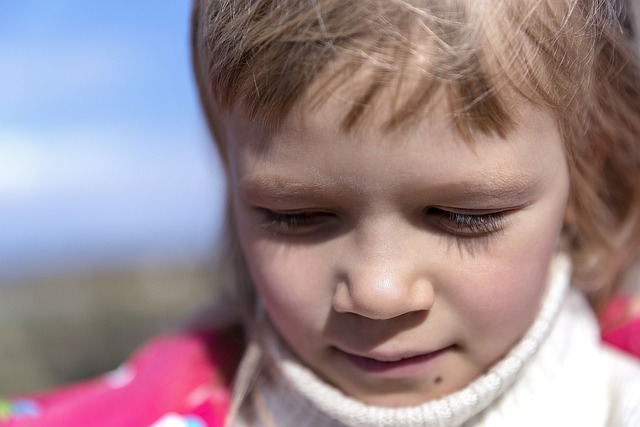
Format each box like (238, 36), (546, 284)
(336, 346), (452, 378)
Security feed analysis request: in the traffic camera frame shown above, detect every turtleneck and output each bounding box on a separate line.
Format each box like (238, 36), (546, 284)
(242, 254), (613, 426)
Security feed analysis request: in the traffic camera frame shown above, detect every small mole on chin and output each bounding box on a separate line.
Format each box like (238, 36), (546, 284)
(434, 376), (443, 384)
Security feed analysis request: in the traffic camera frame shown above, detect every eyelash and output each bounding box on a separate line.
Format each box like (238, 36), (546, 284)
(426, 208), (506, 237)
(261, 210), (331, 235)
(260, 208), (507, 237)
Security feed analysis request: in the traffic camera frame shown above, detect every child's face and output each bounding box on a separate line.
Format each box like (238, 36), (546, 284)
(224, 93), (569, 406)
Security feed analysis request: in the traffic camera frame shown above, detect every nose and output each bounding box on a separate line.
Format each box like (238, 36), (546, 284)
(332, 225), (435, 320)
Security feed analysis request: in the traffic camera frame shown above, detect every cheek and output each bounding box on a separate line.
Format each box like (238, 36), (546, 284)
(239, 235), (334, 339)
(233, 207), (329, 347)
(447, 211), (563, 356)
(456, 260), (547, 334)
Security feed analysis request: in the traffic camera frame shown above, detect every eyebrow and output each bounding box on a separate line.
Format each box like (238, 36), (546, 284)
(427, 173), (541, 207)
(239, 171), (541, 207)
(239, 176), (337, 203)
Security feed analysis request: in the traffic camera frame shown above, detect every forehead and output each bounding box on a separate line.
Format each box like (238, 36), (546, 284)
(285, 53), (520, 142)
(223, 89), (565, 202)
(224, 66), (552, 157)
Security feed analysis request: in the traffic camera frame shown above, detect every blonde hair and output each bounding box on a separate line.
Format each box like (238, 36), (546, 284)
(191, 0), (640, 422)
(193, 0), (640, 310)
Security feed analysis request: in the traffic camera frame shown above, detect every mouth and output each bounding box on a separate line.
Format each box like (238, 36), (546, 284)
(336, 346), (453, 377)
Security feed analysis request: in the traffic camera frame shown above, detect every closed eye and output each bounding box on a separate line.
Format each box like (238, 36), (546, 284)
(261, 210), (336, 235)
(426, 208), (508, 237)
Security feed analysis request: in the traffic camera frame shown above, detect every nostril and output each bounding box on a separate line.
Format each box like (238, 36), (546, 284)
(332, 273), (435, 320)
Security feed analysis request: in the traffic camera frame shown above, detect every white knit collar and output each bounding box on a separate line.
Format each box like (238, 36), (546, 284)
(256, 254), (572, 427)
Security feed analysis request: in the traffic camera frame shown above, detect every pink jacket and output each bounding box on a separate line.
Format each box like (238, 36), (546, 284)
(1, 304), (638, 427)
(600, 296), (640, 357)
(0, 329), (242, 427)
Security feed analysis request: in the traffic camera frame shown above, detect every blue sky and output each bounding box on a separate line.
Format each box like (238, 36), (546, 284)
(0, 1), (226, 282)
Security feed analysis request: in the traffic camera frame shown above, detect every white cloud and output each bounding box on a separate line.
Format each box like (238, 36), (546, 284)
(0, 125), (223, 198)
(0, 134), (43, 197)
(0, 125), (226, 277)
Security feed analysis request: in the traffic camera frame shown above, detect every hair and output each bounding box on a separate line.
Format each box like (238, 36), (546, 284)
(192, 0), (640, 311)
(190, 0), (640, 422)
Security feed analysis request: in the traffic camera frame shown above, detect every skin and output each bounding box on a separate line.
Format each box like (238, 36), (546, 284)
(222, 92), (570, 407)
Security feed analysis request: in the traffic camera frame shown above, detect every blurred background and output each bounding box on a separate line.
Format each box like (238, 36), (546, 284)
(0, 1), (226, 394)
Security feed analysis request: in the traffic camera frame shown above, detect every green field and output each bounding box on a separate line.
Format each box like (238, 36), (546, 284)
(0, 261), (218, 395)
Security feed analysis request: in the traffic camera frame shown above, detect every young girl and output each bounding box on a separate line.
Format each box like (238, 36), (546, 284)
(2, 0), (640, 426)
